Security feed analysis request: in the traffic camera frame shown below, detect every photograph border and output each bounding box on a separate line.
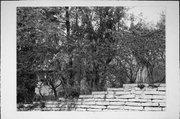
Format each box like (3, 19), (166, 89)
(1, 1), (179, 119)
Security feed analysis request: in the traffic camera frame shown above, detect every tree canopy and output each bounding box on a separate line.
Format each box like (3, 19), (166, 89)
(17, 7), (165, 103)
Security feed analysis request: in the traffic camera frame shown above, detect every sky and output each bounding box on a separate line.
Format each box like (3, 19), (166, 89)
(125, 6), (166, 27)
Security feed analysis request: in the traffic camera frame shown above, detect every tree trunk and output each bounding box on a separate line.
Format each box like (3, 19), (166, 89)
(129, 68), (135, 83)
(93, 62), (99, 91)
(147, 65), (154, 84)
(50, 83), (58, 100)
(59, 74), (68, 98)
(65, 7), (73, 88)
(65, 7), (70, 42)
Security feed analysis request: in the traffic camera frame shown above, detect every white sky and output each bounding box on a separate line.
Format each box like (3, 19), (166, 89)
(125, 7), (166, 27)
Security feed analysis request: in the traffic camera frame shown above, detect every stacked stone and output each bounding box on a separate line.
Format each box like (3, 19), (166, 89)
(19, 83), (166, 111)
(75, 83), (166, 111)
(43, 101), (77, 111)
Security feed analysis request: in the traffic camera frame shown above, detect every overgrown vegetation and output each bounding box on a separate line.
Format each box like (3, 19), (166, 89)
(17, 7), (165, 103)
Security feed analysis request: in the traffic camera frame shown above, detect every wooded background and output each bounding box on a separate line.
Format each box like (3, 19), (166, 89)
(17, 7), (165, 103)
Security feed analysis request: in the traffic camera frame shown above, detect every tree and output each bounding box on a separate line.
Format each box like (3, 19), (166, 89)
(124, 13), (165, 84)
(17, 7), (40, 103)
(17, 7), (165, 104)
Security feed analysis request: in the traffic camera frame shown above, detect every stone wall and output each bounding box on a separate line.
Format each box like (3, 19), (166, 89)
(18, 83), (166, 111)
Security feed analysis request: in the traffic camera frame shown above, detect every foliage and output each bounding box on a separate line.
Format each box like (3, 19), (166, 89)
(17, 7), (165, 103)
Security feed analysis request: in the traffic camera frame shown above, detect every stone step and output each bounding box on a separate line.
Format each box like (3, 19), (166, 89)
(151, 99), (166, 103)
(93, 94), (106, 98)
(144, 107), (162, 111)
(94, 99), (106, 102)
(153, 83), (166, 87)
(82, 98), (95, 102)
(135, 90), (166, 95)
(92, 91), (107, 95)
(32, 108), (42, 111)
(145, 95), (165, 100)
(115, 94), (135, 99)
(157, 87), (166, 91)
(123, 84), (149, 88)
(107, 88), (124, 91)
(76, 108), (87, 111)
(128, 99), (151, 103)
(144, 91), (165, 95)
(109, 101), (125, 106)
(107, 105), (124, 110)
(26, 83), (166, 112)
(115, 91), (131, 95)
(102, 109), (124, 111)
(106, 99), (128, 102)
(86, 108), (103, 111)
(141, 102), (159, 107)
(124, 106), (143, 111)
(145, 88), (158, 91)
(159, 103), (166, 107)
(96, 101), (109, 106)
(82, 101), (96, 105)
(105, 94), (115, 99)
(136, 95), (165, 100)
(79, 95), (93, 98)
(45, 101), (59, 105)
(76, 105), (106, 109)
(125, 102), (141, 106)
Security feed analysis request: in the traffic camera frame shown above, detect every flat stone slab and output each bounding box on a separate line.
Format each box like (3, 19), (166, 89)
(77, 105), (106, 109)
(109, 101), (125, 106)
(106, 94), (115, 99)
(144, 107), (162, 111)
(137, 95), (165, 100)
(124, 106), (143, 111)
(102, 109), (124, 112)
(141, 102), (159, 107)
(107, 88), (124, 91)
(86, 108), (102, 111)
(94, 99), (106, 102)
(76, 108), (87, 111)
(32, 108), (42, 111)
(115, 91), (131, 95)
(45, 101), (59, 105)
(151, 99), (166, 103)
(157, 87), (166, 91)
(144, 91), (165, 95)
(79, 95), (93, 98)
(145, 88), (158, 91)
(107, 105), (124, 110)
(134, 90), (145, 95)
(128, 99), (151, 102)
(115, 94), (135, 99)
(153, 83), (166, 87)
(107, 91), (115, 94)
(159, 103), (166, 107)
(92, 91), (107, 95)
(125, 102), (141, 106)
(93, 94), (106, 98)
(83, 99), (95, 102)
(106, 99), (128, 102)
(96, 101), (109, 106)
(82, 101), (96, 105)
(76, 105), (90, 108)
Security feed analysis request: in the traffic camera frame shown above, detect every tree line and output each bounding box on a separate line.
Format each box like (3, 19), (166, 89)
(17, 7), (165, 103)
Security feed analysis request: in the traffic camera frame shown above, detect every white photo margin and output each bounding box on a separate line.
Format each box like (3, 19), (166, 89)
(1, 1), (179, 119)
